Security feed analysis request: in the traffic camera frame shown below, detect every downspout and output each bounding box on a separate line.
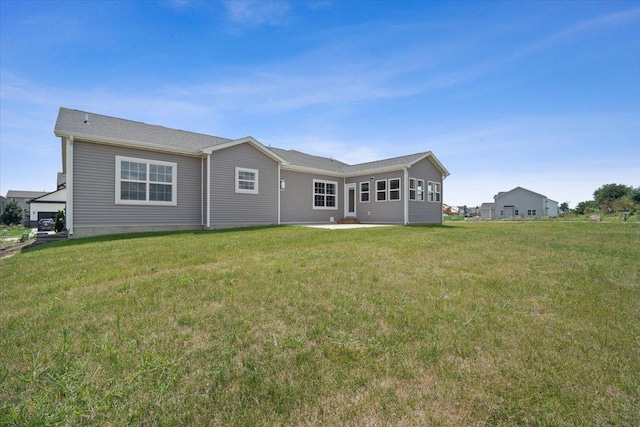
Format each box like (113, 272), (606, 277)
(206, 154), (211, 228)
(277, 163), (281, 225)
(403, 167), (409, 225)
(66, 136), (74, 235)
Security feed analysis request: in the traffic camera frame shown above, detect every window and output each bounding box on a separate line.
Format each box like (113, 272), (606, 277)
(389, 178), (401, 201)
(527, 209), (537, 216)
(409, 178), (424, 201)
(360, 182), (370, 202)
(434, 182), (441, 202)
(427, 181), (434, 202)
(313, 179), (337, 209)
(515, 209), (519, 216)
(116, 156), (177, 205)
(376, 180), (387, 201)
(235, 167), (259, 194)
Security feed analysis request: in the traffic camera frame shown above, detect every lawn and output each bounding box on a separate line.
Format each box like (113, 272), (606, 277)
(1, 222), (638, 425)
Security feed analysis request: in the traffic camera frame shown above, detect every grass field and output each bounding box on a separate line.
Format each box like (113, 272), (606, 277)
(1, 222), (638, 425)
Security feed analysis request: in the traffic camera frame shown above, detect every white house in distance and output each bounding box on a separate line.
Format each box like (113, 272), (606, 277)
(480, 187), (558, 219)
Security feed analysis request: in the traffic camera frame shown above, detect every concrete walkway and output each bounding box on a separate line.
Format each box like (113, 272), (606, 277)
(302, 224), (397, 230)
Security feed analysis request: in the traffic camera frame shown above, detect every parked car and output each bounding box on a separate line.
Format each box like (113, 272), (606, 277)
(38, 218), (55, 231)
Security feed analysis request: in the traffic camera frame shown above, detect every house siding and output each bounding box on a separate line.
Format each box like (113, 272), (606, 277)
(495, 188), (545, 218)
(347, 170), (404, 224)
(209, 144), (279, 226)
(72, 141), (203, 236)
(280, 170), (344, 223)
(407, 158), (444, 224)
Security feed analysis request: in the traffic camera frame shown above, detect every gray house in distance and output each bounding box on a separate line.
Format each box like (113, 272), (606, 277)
(480, 187), (558, 219)
(54, 107), (450, 238)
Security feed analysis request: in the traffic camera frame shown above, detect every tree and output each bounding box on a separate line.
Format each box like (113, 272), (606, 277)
(0, 201), (23, 225)
(593, 184), (632, 207)
(631, 187), (640, 204)
(559, 202), (570, 213)
(574, 200), (597, 215)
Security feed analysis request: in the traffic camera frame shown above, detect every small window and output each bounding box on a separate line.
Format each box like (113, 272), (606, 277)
(434, 182), (441, 202)
(527, 209), (537, 216)
(313, 179), (337, 210)
(376, 180), (387, 201)
(409, 178), (424, 201)
(427, 181), (434, 202)
(360, 182), (370, 202)
(515, 209), (519, 216)
(116, 156), (177, 206)
(235, 167), (259, 194)
(389, 178), (401, 201)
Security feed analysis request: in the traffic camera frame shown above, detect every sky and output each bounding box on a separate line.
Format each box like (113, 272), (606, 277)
(1, 0), (638, 208)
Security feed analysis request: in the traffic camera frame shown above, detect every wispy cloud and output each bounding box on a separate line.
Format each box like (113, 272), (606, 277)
(221, 0), (292, 26)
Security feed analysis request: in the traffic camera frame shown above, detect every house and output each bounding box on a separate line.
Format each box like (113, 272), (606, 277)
(0, 195), (6, 215)
(480, 187), (558, 219)
(27, 187), (67, 225)
(5, 190), (49, 225)
(54, 107), (450, 238)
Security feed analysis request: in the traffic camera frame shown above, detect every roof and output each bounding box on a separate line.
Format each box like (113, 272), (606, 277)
(54, 107), (450, 177)
(480, 202), (495, 209)
(272, 148), (450, 177)
(494, 186), (550, 201)
(55, 107), (232, 154)
(6, 190), (49, 199)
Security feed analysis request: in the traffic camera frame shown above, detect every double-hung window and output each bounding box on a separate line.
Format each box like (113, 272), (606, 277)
(527, 209), (537, 216)
(313, 179), (337, 209)
(389, 178), (401, 201)
(376, 180), (387, 201)
(116, 156), (177, 206)
(434, 182), (441, 202)
(409, 178), (424, 201)
(360, 182), (370, 202)
(427, 181), (434, 202)
(235, 167), (259, 194)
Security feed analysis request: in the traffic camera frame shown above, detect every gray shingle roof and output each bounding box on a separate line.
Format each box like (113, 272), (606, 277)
(6, 190), (49, 199)
(54, 107), (449, 177)
(55, 107), (231, 153)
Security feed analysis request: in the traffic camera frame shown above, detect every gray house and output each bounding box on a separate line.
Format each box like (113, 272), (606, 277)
(54, 107), (450, 238)
(480, 187), (558, 219)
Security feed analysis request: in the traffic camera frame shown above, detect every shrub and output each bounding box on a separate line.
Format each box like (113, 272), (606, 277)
(0, 201), (23, 225)
(54, 210), (66, 232)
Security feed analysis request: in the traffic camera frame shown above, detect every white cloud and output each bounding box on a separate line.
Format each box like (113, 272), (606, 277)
(221, 0), (292, 26)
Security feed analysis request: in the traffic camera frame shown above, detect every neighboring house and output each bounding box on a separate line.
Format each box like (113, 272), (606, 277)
(5, 190), (49, 224)
(54, 107), (450, 238)
(480, 187), (558, 219)
(0, 195), (6, 215)
(27, 187), (67, 225)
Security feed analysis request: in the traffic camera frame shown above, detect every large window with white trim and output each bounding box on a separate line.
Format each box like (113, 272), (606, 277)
(360, 182), (370, 202)
(313, 179), (337, 209)
(235, 167), (259, 194)
(116, 156), (177, 205)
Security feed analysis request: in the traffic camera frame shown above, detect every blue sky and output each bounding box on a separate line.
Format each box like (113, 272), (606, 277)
(1, 0), (638, 207)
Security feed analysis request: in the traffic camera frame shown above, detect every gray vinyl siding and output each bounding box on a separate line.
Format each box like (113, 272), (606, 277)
(280, 170), (344, 223)
(73, 140), (203, 228)
(347, 171), (404, 224)
(407, 158), (444, 224)
(495, 188), (545, 218)
(209, 144), (279, 226)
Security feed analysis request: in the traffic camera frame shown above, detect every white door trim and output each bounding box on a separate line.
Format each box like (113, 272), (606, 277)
(345, 183), (356, 218)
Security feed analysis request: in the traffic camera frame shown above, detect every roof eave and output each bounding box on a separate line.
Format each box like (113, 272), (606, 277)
(54, 130), (205, 157)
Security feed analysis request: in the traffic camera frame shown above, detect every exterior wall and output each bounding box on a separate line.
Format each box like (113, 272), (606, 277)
(280, 170), (344, 223)
(495, 188), (546, 218)
(546, 200), (559, 217)
(72, 140), (203, 237)
(209, 144), (279, 227)
(347, 170), (404, 224)
(406, 158), (444, 224)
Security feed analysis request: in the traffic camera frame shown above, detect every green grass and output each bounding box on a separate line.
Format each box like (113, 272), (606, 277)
(1, 222), (639, 425)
